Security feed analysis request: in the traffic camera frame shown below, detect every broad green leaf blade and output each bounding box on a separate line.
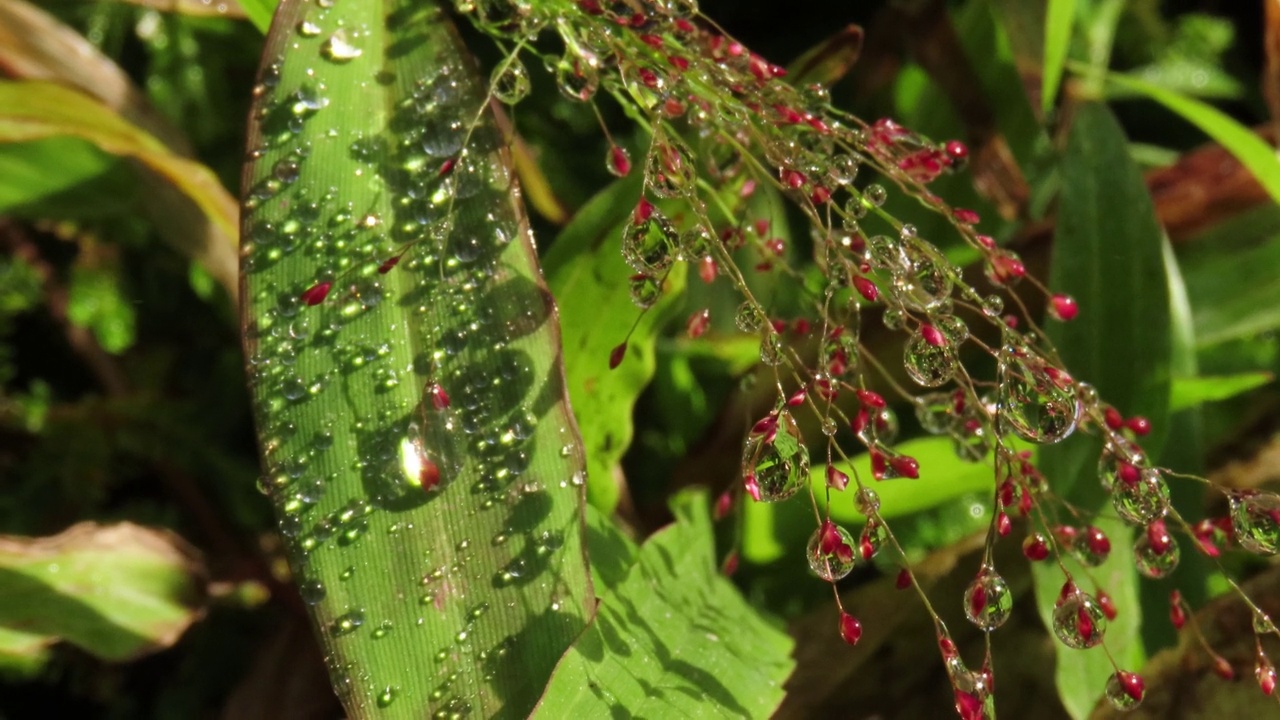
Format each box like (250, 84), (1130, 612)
(1104, 71), (1280, 206)
(533, 492), (793, 717)
(0, 522), (205, 667)
(240, 2), (591, 718)
(0, 138), (134, 217)
(0, 80), (238, 297)
(546, 173), (687, 513)
(1170, 372), (1274, 411)
(1180, 210), (1280, 346)
(1042, 0), (1076, 114)
(238, 0), (278, 32)
(1035, 102), (1170, 719)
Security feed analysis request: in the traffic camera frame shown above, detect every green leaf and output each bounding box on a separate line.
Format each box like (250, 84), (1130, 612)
(0, 80), (238, 297)
(1035, 101), (1170, 719)
(1103, 71), (1280, 207)
(240, 2), (591, 718)
(1042, 0), (1077, 114)
(0, 522), (204, 669)
(0, 138), (134, 217)
(545, 173), (686, 513)
(742, 436), (1006, 564)
(533, 491), (793, 717)
(237, 0), (278, 32)
(1170, 372), (1274, 411)
(1179, 209), (1280, 346)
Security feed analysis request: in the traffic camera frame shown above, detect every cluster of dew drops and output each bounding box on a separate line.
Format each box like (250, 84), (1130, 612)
(289, 0), (1280, 716)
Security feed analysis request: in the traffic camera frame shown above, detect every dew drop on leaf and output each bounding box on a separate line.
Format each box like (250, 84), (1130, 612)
(321, 29), (362, 62)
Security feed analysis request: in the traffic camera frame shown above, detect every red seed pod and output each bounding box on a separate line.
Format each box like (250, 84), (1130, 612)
(743, 472), (762, 502)
(895, 568), (913, 590)
(1116, 671), (1145, 703)
(609, 342), (628, 369)
(1258, 656), (1277, 696)
(826, 465), (850, 491)
(1126, 415), (1152, 436)
(1169, 590), (1187, 630)
(996, 512), (1012, 537)
(853, 276), (879, 303)
(721, 551), (739, 576)
(714, 491), (734, 520)
(1104, 406), (1125, 430)
(634, 197), (654, 222)
(952, 207), (980, 225)
(1022, 533), (1050, 561)
(377, 255), (402, 274)
(427, 383), (450, 410)
(1097, 590), (1118, 620)
(920, 323), (946, 347)
(856, 389), (886, 409)
(1213, 656), (1235, 680)
(1049, 293), (1079, 321)
(839, 612), (862, 645)
(300, 281), (333, 306)
(889, 455), (920, 479)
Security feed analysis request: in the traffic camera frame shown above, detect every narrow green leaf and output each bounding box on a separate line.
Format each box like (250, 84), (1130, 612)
(1180, 213), (1280, 346)
(533, 492), (793, 717)
(237, 0), (278, 32)
(1035, 102), (1170, 718)
(0, 522), (204, 667)
(0, 138), (133, 217)
(1104, 71), (1280, 206)
(240, 2), (591, 718)
(1170, 373), (1274, 411)
(0, 80), (239, 297)
(546, 174), (687, 513)
(1042, 0), (1077, 114)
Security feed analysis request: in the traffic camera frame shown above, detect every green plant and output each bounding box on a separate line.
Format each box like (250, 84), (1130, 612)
(4, 1), (1280, 718)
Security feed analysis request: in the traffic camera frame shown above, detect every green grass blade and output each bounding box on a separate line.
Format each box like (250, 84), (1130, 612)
(240, 2), (592, 717)
(1105, 71), (1280, 206)
(533, 491), (793, 717)
(1042, 0), (1077, 114)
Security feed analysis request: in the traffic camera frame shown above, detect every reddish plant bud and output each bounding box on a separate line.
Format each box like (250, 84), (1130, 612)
(889, 455), (920, 479)
(673, 17), (695, 33)
(769, 318), (787, 335)
(377, 255), (402, 274)
(810, 186), (831, 205)
(1258, 657), (1277, 696)
(975, 234), (996, 249)
(438, 157), (456, 176)
(1084, 526), (1111, 556)
(638, 33), (663, 48)
(753, 218), (770, 236)
(1023, 534), (1050, 561)
(825, 465), (849, 491)
(781, 169), (806, 189)
(699, 256), (718, 283)
(1049, 293), (1079, 321)
(1053, 525), (1079, 546)
(750, 414), (778, 437)
(300, 281), (333, 306)
(743, 472), (761, 502)
(939, 635), (958, 659)
(856, 389), (886, 409)
(870, 449), (887, 481)
(1057, 580), (1078, 608)
(419, 459), (441, 492)
(608, 145), (632, 176)
(1116, 671), (1145, 703)
(1097, 590), (1118, 620)
(1104, 406), (1124, 430)
(634, 197), (654, 222)
(786, 388), (807, 406)
(577, 0), (602, 13)
(722, 551), (739, 576)
(766, 238), (786, 256)
(920, 323), (946, 347)
(1117, 462), (1141, 485)
(685, 309), (710, 338)
(739, 179), (756, 198)
(853, 276), (880, 303)
(945, 140), (969, 162)
(427, 383), (450, 410)
(1169, 590), (1187, 629)
(839, 611), (862, 645)
(714, 491), (734, 520)
(1147, 520), (1173, 555)
(1126, 415), (1152, 436)
(609, 342), (628, 369)
(791, 318), (811, 336)
(1213, 656), (1235, 680)
(1003, 314), (1019, 329)
(850, 407), (869, 437)
(952, 207), (980, 225)
(996, 512), (1011, 537)
(896, 568), (912, 589)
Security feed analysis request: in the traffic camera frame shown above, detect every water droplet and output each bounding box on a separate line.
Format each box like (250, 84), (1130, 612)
(490, 57), (530, 103)
(1070, 526), (1111, 567)
(372, 620), (393, 639)
(904, 328), (957, 387)
(629, 274), (662, 308)
(330, 609), (365, 636)
(997, 346), (1080, 444)
(1052, 592), (1107, 649)
(858, 519), (888, 561)
(734, 302), (763, 332)
(645, 136), (696, 198)
(740, 410), (809, 502)
(299, 579), (326, 605)
(1112, 467), (1169, 525)
(321, 29), (362, 62)
(1230, 491), (1280, 555)
(863, 183), (887, 206)
(1105, 671), (1145, 711)
(806, 522), (856, 581)
(622, 209), (676, 274)
(1133, 522), (1179, 578)
(555, 49), (600, 101)
(854, 487), (880, 515)
(964, 568), (1012, 631)
(376, 686), (397, 708)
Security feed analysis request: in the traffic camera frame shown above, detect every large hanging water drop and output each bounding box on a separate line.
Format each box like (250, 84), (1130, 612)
(806, 522), (856, 581)
(741, 410), (809, 502)
(1230, 491), (1280, 555)
(903, 325), (957, 387)
(622, 207), (677, 274)
(490, 57), (531, 104)
(1112, 466), (1169, 525)
(963, 567), (1012, 631)
(1133, 520), (1179, 578)
(645, 136), (696, 198)
(996, 346), (1080, 444)
(1105, 670), (1145, 711)
(1052, 592), (1107, 649)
